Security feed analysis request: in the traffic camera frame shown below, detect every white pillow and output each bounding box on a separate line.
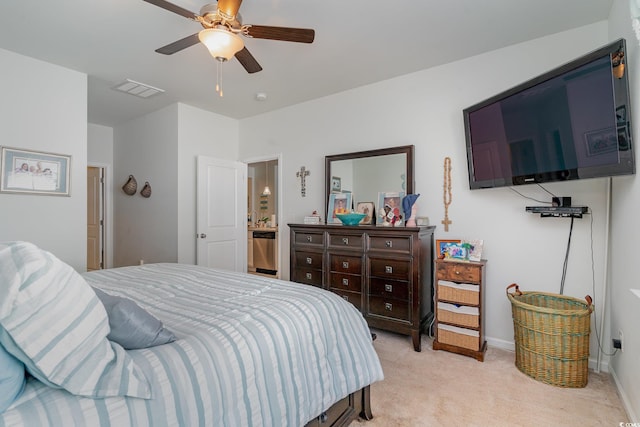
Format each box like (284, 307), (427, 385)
(0, 241), (150, 398)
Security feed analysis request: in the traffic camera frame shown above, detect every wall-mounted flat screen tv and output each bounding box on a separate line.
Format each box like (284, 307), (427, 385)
(463, 38), (634, 190)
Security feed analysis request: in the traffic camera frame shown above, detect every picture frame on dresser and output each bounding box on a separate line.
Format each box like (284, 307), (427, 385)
(376, 192), (404, 226)
(327, 192), (352, 224)
(355, 201), (375, 225)
(436, 239), (460, 258)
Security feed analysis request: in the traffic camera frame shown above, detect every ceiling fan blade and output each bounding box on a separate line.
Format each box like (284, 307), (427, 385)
(217, 0), (243, 18)
(235, 47), (263, 73)
(246, 25), (315, 43)
(155, 33), (200, 55)
(142, 0), (197, 19)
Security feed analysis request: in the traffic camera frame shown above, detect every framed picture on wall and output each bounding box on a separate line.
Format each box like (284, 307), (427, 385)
(327, 192), (352, 224)
(0, 147), (71, 196)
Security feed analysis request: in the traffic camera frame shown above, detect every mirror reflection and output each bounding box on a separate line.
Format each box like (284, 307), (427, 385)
(325, 146), (414, 223)
(330, 154), (407, 204)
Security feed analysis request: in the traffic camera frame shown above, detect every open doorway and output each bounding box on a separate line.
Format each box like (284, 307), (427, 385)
(246, 157), (280, 278)
(87, 166), (104, 270)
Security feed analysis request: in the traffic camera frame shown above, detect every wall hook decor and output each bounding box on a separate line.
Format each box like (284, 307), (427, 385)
(140, 181), (152, 198)
(122, 175), (137, 195)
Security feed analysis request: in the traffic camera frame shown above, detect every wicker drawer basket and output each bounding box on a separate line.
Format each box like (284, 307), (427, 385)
(506, 284), (593, 388)
(437, 324), (480, 351)
(437, 302), (479, 328)
(437, 280), (479, 305)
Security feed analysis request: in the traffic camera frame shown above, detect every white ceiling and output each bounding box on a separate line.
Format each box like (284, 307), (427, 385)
(0, 0), (613, 127)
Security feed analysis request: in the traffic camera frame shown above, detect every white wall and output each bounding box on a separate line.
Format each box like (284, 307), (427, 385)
(176, 103), (239, 263)
(0, 48), (87, 271)
(113, 104), (179, 266)
(112, 102), (239, 266)
(239, 23), (612, 363)
(607, 0), (640, 421)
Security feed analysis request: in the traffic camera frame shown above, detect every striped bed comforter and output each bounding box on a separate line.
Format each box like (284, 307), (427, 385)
(0, 263), (383, 427)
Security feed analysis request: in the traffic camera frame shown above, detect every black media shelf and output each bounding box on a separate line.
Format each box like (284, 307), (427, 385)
(525, 206), (589, 218)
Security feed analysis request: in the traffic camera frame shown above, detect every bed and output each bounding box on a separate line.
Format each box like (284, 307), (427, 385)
(0, 242), (383, 427)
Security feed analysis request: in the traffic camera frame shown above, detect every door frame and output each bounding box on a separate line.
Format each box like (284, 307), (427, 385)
(244, 153), (282, 279)
(87, 162), (113, 269)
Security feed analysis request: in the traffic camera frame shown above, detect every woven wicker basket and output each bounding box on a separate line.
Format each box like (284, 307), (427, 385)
(506, 283), (593, 388)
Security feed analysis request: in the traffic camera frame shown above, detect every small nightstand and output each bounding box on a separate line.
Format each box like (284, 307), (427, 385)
(432, 259), (487, 361)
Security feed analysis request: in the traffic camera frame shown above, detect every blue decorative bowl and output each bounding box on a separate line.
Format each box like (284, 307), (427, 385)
(336, 212), (367, 226)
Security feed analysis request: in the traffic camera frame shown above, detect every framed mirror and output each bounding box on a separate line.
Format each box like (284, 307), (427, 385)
(325, 145), (414, 223)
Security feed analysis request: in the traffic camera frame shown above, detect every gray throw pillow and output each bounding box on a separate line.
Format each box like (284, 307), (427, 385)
(93, 287), (176, 350)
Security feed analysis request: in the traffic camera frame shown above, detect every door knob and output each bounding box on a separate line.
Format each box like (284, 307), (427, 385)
(200, 233), (207, 238)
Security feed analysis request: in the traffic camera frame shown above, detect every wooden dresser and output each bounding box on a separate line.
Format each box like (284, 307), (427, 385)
(433, 259), (487, 361)
(289, 223), (435, 351)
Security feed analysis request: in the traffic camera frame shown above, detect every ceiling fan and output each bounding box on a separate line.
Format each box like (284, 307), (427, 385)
(143, 0), (315, 74)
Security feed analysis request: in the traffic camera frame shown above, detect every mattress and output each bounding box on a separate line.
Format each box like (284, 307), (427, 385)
(0, 263), (383, 426)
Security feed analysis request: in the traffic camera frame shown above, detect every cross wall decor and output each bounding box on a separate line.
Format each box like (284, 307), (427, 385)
(296, 166), (310, 197)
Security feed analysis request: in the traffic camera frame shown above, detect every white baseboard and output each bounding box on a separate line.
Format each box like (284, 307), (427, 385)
(610, 366), (639, 422)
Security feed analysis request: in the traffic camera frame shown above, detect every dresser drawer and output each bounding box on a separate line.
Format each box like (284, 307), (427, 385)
(368, 296), (410, 321)
(369, 258), (411, 280)
(292, 268), (323, 287)
(294, 251), (323, 270)
(329, 254), (362, 274)
(294, 231), (324, 246)
(329, 272), (362, 293)
(436, 262), (480, 283)
(328, 232), (364, 249)
(437, 324), (481, 351)
(369, 277), (409, 301)
(369, 235), (411, 253)
(332, 290), (363, 311)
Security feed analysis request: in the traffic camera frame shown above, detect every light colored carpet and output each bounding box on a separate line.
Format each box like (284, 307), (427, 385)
(353, 329), (628, 427)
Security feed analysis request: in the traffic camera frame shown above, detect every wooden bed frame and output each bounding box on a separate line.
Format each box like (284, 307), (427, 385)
(305, 386), (373, 427)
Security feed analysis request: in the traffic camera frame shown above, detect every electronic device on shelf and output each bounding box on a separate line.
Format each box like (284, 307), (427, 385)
(525, 205), (589, 218)
(463, 38), (634, 190)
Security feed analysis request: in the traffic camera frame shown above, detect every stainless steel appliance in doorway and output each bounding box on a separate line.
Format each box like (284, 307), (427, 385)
(252, 231), (276, 275)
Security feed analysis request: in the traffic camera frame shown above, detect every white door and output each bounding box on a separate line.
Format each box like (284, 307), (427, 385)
(196, 156), (247, 272)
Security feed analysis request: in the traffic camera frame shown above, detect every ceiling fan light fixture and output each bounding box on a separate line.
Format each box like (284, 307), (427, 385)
(198, 28), (244, 61)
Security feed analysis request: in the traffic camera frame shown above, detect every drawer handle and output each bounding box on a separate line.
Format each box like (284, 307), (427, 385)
(342, 295), (349, 302)
(385, 302), (393, 311)
(343, 261), (349, 269)
(319, 412), (328, 423)
(385, 266), (393, 274)
(384, 284), (393, 292)
(342, 237), (349, 245)
(455, 270), (460, 275)
(306, 272), (312, 280)
(306, 236), (312, 242)
(342, 278), (349, 286)
(385, 240), (393, 248)
(306, 257), (312, 264)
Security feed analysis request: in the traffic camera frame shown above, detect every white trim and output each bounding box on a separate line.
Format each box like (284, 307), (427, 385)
(611, 364), (638, 422)
(243, 153), (283, 279)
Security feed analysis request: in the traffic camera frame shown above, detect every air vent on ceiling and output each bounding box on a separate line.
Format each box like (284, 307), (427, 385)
(112, 79), (164, 99)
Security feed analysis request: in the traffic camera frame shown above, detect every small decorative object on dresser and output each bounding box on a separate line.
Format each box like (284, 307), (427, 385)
(356, 202), (375, 225)
(433, 258), (487, 361)
(436, 239), (461, 259)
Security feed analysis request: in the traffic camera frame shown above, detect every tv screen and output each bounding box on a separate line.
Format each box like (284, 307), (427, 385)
(463, 39), (634, 190)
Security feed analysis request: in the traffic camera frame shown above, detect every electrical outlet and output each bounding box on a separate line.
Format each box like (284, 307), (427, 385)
(619, 329), (624, 352)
